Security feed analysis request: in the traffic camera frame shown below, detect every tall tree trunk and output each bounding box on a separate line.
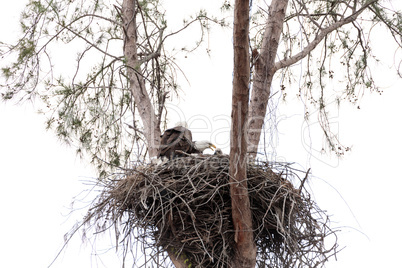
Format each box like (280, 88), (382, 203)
(122, 0), (161, 158)
(248, 0), (288, 158)
(230, 0), (256, 267)
(123, 1), (185, 266)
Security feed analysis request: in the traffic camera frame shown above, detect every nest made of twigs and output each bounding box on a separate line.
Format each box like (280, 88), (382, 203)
(83, 154), (338, 267)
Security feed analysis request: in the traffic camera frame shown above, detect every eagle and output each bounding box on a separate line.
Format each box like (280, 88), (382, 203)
(158, 126), (216, 159)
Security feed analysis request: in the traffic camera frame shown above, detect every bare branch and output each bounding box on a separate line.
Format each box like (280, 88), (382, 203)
(56, 22), (122, 61)
(275, 0), (379, 71)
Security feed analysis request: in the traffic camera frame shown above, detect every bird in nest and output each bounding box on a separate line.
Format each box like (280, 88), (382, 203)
(157, 123), (217, 160)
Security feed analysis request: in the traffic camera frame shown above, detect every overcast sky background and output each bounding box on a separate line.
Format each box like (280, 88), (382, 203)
(1, 1), (402, 267)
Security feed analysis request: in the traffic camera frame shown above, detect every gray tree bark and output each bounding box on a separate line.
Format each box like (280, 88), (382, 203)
(122, 0), (161, 158)
(248, 0), (289, 158)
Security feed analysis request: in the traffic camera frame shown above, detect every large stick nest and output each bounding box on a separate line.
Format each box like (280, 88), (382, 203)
(83, 154), (338, 267)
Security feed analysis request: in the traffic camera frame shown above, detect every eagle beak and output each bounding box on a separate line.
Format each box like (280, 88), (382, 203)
(209, 143), (216, 150)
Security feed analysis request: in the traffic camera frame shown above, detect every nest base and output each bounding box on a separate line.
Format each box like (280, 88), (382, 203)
(84, 155), (338, 267)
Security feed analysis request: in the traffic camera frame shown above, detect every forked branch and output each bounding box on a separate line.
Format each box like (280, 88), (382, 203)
(274, 0), (379, 71)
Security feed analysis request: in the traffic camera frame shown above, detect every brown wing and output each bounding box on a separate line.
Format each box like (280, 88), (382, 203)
(172, 126), (192, 141)
(158, 126), (194, 158)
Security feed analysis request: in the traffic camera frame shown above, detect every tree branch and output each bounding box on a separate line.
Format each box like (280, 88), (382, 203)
(274, 0), (379, 71)
(57, 22), (122, 61)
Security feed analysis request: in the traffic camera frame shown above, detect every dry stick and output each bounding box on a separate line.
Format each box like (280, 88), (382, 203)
(299, 168), (311, 192)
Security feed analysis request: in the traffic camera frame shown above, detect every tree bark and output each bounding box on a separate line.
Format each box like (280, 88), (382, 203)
(122, 0), (161, 158)
(247, 0), (288, 158)
(230, 0), (256, 267)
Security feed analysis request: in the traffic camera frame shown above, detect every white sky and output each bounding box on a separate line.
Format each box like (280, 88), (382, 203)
(1, 1), (402, 267)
